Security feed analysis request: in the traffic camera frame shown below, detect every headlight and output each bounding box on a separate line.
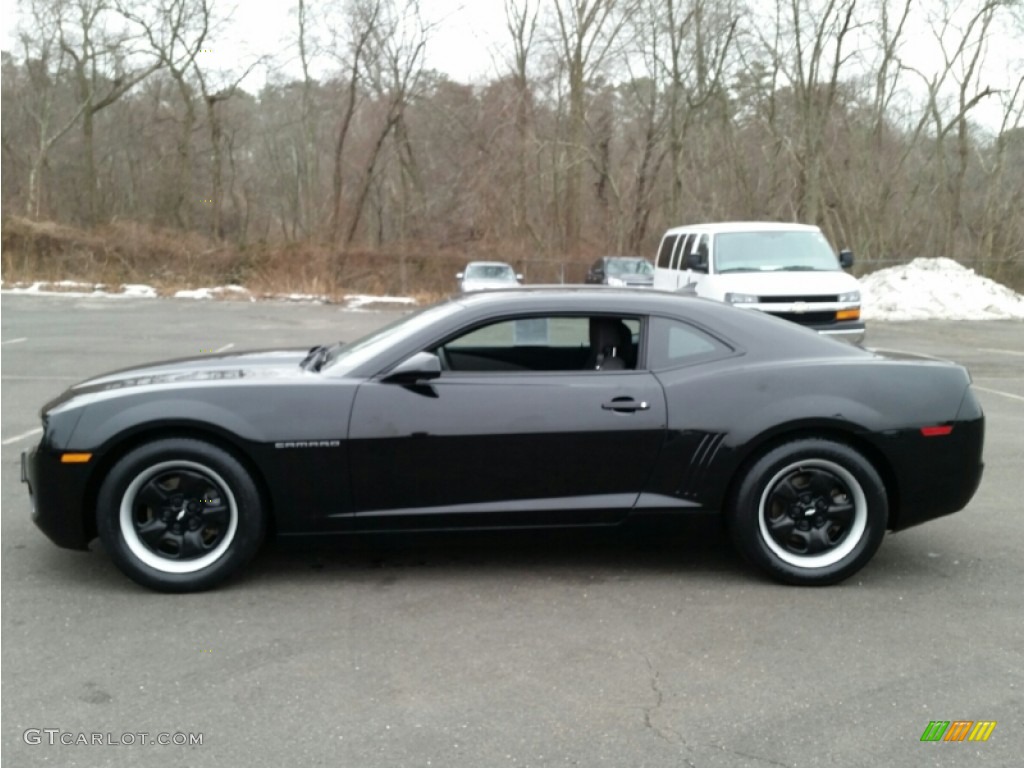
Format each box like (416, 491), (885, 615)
(838, 290), (861, 303)
(724, 292), (758, 304)
(606, 277), (625, 287)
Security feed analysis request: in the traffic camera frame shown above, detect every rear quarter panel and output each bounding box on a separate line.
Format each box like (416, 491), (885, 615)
(648, 357), (975, 517)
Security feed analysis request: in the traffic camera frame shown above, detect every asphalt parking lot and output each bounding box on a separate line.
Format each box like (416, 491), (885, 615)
(2, 293), (1022, 767)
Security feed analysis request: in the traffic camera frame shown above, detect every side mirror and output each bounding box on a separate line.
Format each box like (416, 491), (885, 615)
(455, 272), (464, 279)
(684, 251), (708, 272)
(382, 351), (442, 384)
(516, 273), (524, 281)
(839, 249), (854, 268)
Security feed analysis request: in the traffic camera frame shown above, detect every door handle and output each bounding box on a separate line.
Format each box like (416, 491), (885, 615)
(601, 398), (650, 412)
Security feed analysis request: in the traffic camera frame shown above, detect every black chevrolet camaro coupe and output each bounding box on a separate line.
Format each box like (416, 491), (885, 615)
(23, 289), (984, 592)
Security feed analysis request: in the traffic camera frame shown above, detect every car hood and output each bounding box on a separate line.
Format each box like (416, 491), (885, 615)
(710, 269), (860, 296)
(67, 348), (310, 395)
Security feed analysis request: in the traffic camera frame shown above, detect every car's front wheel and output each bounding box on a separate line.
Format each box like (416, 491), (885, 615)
(97, 439), (265, 592)
(728, 439), (888, 585)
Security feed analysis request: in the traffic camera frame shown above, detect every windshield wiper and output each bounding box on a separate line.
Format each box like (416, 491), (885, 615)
(776, 266), (824, 271)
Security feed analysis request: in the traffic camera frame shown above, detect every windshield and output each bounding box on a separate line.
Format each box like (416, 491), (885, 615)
(465, 263), (516, 280)
(714, 231), (840, 273)
(607, 258), (653, 276)
(322, 302), (464, 374)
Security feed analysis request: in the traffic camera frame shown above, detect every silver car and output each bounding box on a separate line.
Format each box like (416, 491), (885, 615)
(457, 261), (523, 293)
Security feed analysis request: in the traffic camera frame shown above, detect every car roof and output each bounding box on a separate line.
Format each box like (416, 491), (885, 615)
(441, 287), (866, 360)
(464, 260), (514, 268)
(660, 221), (821, 237)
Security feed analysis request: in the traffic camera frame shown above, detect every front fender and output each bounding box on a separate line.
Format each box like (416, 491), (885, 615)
(66, 396), (266, 450)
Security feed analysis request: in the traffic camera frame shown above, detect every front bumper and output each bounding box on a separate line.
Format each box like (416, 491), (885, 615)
(22, 442), (93, 550)
(810, 321), (866, 344)
(732, 303), (866, 344)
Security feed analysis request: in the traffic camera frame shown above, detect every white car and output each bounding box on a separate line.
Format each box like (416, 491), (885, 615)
(653, 222), (864, 343)
(457, 261), (523, 293)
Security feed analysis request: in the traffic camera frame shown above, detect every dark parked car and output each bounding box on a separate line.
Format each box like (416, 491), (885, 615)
(23, 289), (984, 591)
(585, 256), (655, 288)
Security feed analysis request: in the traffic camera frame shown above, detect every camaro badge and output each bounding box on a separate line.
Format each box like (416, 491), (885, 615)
(274, 440), (341, 449)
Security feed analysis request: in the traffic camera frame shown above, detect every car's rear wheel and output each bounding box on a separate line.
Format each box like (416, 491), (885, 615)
(728, 439), (887, 585)
(97, 439), (265, 592)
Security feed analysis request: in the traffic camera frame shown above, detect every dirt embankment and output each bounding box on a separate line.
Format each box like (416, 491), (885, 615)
(1, 217), (575, 299)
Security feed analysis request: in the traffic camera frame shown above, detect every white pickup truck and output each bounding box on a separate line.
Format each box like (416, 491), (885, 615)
(653, 221), (864, 343)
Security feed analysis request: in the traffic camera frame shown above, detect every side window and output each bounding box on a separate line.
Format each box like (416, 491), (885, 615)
(438, 316), (640, 373)
(694, 234), (709, 270)
(671, 234), (695, 271)
(657, 235), (678, 268)
(647, 317), (732, 370)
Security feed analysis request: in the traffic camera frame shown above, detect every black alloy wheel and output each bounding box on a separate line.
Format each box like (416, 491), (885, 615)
(728, 438), (888, 586)
(97, 438), (265, 592)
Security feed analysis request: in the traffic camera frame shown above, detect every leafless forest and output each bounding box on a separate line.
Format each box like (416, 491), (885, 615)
(2, 0), (1023, 295)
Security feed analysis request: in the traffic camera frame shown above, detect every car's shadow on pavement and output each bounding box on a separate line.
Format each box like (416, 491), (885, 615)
(245, 516), (749, 586)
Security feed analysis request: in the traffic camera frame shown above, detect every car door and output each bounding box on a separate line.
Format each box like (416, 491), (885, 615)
(346, 314), (667, 529)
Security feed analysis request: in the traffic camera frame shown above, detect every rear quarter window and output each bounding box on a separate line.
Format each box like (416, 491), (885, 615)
(647, 316), (733, 370)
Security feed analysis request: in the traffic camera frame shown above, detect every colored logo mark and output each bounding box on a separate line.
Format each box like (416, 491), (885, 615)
(920, 720), (996, 742)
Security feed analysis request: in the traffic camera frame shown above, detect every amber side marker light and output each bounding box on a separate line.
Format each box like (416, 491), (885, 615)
(836, 308), (861, 320)
(920, 426), (954, 437)
(60, 453), (93, 463)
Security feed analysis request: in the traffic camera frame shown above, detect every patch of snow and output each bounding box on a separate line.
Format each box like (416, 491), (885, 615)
(174, 288), (216, 299)
(861, 257), (1024, 321)
(261, 292), (327, 303)
(344, 294), (418, 310)
(173, 285), (255, 301)
(1, 281), (158, 299)
(121, 284), (158, 298)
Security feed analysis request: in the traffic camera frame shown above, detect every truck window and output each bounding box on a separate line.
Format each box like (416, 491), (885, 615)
(671, 234), (695, 271)
(657, 235), (678, 268)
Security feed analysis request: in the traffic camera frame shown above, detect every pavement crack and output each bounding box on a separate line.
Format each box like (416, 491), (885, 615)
(711, 744), (793, 768)
(639, 653), (696, 767)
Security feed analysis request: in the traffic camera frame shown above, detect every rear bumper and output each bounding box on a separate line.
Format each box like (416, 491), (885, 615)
(873, 413), (985, 531)
(22, 443), (93, 550)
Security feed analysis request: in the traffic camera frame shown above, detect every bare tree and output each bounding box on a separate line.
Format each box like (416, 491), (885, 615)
(325, 0), (381, 243)
(775, 0), (859, 224)
(504, 0), (540, 245)
(550, 0), (632, 254)
(905, 0), (1002, 256)
(119, 0), (214, 228)
(57, 0), (163, 224)
(345, 0), (428, 246)
(9, 1), (91, 218)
